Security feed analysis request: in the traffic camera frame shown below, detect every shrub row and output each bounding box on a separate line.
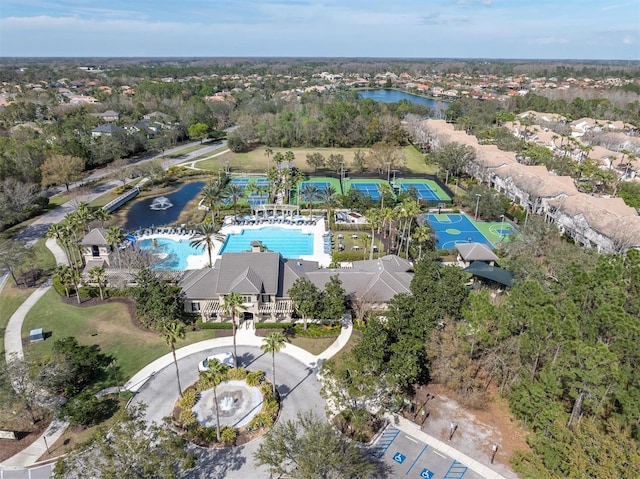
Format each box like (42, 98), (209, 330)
(196, 319), (233, 330)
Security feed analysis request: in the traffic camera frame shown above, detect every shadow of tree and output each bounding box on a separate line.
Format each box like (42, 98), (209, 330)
(183, 442), (248, 478)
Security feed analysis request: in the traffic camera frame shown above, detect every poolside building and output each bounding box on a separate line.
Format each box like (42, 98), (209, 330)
(179, 243), (414, 323)
(80, 228), (114, 270)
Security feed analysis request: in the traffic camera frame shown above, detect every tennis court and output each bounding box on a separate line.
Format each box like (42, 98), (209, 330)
(297, 177), (343, 203)
(396, 179), (451, 203)
(344, 179), (388, 201)
(425, 213), (516, 250)
(222, 177), (270, 206)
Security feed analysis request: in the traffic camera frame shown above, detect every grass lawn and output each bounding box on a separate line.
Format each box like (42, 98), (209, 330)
(48, 193), (73, 207)
(0, 283), (33, 357)
(22, 289), (219, 382)
(289, 335), (338, 355)
(403, 145), (438, 174)
(333, 230), (385, 256)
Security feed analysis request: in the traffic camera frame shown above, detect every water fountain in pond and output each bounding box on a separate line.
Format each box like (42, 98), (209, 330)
(150, 196), (173, 211)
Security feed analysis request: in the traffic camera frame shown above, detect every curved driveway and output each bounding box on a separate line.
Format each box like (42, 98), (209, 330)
(132, 345), (325, 479)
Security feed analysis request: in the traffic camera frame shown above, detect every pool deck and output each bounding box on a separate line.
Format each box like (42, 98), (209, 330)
(220, 218), (332, 267)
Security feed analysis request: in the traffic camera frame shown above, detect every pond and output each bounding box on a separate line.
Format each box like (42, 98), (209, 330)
(357, 89), (449, 115)
(124, 181), (205, 230)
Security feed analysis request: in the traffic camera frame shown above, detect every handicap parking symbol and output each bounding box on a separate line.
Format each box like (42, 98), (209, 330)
(420, 468), (434, 479)
(393, 452), (406, 464)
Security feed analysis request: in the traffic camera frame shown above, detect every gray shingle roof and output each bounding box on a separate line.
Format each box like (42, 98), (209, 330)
(455, 243), (498, 262)
(80, 228), (109, 245)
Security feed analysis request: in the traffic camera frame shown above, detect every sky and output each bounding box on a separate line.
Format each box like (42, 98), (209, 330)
(0, 0), (638, 60)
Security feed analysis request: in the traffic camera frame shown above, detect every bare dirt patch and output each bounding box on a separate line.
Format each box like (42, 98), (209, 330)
(404, 384), (530, 479)
(0, 417), (50, 462)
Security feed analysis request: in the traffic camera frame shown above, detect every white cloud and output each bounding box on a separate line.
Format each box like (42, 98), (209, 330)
(622, 35), (635, 44)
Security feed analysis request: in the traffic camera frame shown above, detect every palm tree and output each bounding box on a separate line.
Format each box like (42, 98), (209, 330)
(161, 320), (186, 397)
(63, 214), (83, 266)
(200, 180), (225, 223)
(87, 265), (107, 300)
(284, 150), (295, 166)
(92, 208), (111, 229)
(54, 265), (72, 298)
(320, 185), (337, 226)
(222, 292), (246, 366)
(261, 332), (288, 396)
(264, 146), (273, 170)
(68, 267), (82, 304)
(46, 223), (71, 265)
(75, 202), (93, 233)
(301, 183), (320, 216)
(378, 183), (393, 210)
(412, 225), (433, 261)
(223, 183), (244, 215)
(273, 151), (285, 166)
(200, 358), (230, 442)
(365, 209), (382, 260)
(190, 223), (224, 267)
(105, 226), (124, 267)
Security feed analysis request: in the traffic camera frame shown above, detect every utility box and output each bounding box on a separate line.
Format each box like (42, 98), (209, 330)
(29, 328), (44, 343)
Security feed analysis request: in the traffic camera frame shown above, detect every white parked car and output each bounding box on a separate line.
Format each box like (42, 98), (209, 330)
(198, 352), (235, 372)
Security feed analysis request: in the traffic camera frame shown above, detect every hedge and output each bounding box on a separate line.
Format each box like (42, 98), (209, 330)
(196, 318), (233, 330)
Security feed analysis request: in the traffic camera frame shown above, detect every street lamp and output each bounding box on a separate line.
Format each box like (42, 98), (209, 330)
(445, 169), (450, 185)
(500, 214), (505, 237)
(474, 194), (481, 221)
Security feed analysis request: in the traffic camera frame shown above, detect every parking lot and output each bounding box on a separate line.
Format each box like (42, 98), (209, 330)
(370, 426), (485, 479)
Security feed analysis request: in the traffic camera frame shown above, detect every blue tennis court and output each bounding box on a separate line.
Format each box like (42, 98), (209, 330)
(231, 178), (250, 185)
(352, 182), (381, 200)
(255, 178), (270, 187)
(400, 182), (440, 201)
(426, 213), (494, 250)
(301, 181), (330, 190)
(248, 193), (269, 206)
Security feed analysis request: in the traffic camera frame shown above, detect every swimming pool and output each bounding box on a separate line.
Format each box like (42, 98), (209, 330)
(220, 227), (313, 257)
(138, 238), (205, 270)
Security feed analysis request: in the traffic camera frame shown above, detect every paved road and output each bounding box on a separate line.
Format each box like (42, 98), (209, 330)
(132, 345), (325, 479)
(14, 139), (227, 243)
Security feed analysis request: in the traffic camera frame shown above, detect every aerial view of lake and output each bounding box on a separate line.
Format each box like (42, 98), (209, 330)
(357, 89), (449, 115)
(124, 181), (205, 231)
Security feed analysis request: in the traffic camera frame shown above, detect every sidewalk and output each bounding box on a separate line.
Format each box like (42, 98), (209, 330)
(4, 284), (50, 362)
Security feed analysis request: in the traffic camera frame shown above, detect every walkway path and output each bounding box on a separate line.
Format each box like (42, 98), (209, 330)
(180, 148), (230, 170)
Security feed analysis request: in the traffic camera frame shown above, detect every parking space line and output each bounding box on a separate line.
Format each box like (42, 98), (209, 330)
(433, 450), (447, 458)
(406, 436), (419, 443)
(405, 443), (429, 476)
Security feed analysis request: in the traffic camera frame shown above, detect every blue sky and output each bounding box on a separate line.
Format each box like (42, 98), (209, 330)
(1, 0), (638, 60)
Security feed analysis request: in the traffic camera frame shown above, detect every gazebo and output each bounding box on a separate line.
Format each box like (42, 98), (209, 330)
(463, 261), (514, 288)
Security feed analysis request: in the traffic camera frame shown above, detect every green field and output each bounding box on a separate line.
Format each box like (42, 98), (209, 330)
(403, 145), (438, 174)
(23, 289), (218, 382)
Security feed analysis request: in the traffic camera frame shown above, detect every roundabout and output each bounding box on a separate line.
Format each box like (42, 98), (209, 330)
(130, 343), (327, 479)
